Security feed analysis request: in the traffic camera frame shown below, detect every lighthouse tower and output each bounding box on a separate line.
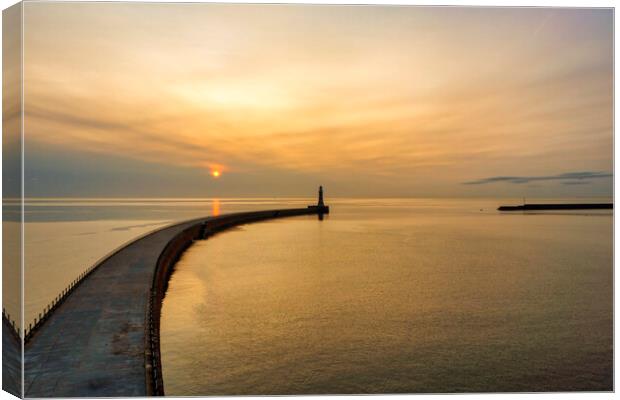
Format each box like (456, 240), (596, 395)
(308, 186), (329, 214)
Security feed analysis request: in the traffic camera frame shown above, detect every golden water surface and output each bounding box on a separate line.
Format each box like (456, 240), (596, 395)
(160, 198), (613, 394)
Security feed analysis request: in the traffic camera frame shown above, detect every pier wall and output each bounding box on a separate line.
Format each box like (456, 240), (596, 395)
(146, 208), (326, 395)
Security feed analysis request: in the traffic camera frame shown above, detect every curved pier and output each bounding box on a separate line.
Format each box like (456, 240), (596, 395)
(24, 206), (328, 397)
(3, 312), (21, 397)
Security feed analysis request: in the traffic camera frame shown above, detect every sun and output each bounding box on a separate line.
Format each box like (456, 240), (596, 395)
(211, 170), (221, 178)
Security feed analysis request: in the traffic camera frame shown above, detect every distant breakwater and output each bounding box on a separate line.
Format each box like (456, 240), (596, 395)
(497, 203), (613, 211)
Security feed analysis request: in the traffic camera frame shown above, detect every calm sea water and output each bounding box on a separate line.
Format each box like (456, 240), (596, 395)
(5, 197), (612, 392)
(160, 198), (613, 394)
(7, 198), (310, 326)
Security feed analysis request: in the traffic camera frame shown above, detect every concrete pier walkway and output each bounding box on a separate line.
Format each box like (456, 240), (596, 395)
(24, 206), (328, 397)
(3, 314), (21, 397)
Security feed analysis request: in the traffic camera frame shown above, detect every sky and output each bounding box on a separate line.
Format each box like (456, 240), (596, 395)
(14, 3), (613, 198)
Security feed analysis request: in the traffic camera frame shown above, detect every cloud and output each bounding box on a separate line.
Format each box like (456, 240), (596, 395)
(561, 180), (592, 185)
(20, 4), (613, 197)
(463, 171), (612, 185)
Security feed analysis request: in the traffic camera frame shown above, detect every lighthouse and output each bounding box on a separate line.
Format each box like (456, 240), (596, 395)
(308, 186), (329, 214)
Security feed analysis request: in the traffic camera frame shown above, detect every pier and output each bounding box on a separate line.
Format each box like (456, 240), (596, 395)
(23, 195), (329, 397)
(3, 313), (21, 397)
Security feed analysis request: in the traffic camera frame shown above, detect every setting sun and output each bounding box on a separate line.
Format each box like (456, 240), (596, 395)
(211, 170), (221, 178)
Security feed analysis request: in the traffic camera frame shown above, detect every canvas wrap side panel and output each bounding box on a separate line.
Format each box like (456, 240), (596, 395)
(3, 2), (23, 398)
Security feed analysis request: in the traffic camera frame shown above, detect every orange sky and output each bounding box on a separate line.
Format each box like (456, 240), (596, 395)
(18, 3), (613, 197)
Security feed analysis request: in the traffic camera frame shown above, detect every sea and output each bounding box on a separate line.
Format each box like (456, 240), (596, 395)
(4, 197), (613, 393)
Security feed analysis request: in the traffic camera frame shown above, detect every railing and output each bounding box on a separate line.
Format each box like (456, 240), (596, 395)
(146, 222), (205, 396)
(2, 308), (20, 340)
(23, 261), (103, 342)
(22, 221), (182, 343)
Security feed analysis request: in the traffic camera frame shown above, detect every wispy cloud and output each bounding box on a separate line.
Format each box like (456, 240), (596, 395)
(463, 171), (612, 185)
(20, 4), (613, 197)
